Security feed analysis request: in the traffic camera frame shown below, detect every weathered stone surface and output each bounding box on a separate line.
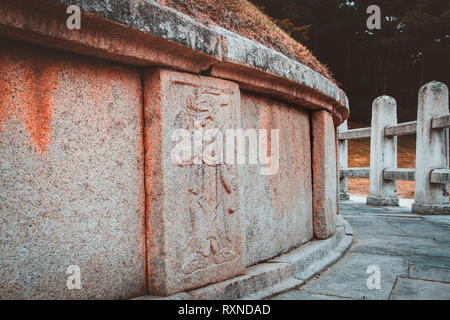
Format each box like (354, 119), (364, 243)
(344, 216), (408, 239)
(0, 0), (349, 124)
(336, 214), (354, 236)
(390, 278), (450, 300)
(187, 262), (293, 300)
(409, 265), (450, 283)
(311, 110), (337, 239)
(383, 168), (415, 181)
(244, 278), (304, 300)
(283, 199), (450, 300)
(132, 216), (353, 300)
(0, 0), (220, 74)
(413, 81), (450, 215)
(240, 93), (313, 266)
(0, 41), (146, 299)
(271, 225), (352, 281)
(367, 96), (399, 206)
(273, 289), (352, 300)
(209, 27), (349, 126)
(212, 26), (343, 108)
(143, 68), (245, 296)
(338, 121), (350, 200)
(386, 218), (450, 241)
(301, 252), (409, 300)
(50, 0), (223, 58)
(350, 235), (436, 256)
(133, 292), (191, 300)
(411, 255), (450, 270)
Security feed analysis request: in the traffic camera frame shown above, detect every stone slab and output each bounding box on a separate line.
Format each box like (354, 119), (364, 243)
(350, 235), (436, 256)
(1, 0), (221, 74)
(411, 204), (450, 215)
(336, 214), (353, 236)
(275, 200), (450, 301)
(424, 215), (450, 225)
(132, 217), (353, 300)
(0, 1), (349, 124)
(240, 92), (312, 266)
(386, 218), (450, 241)
(367, 196), (399, 206)
(301, 252), (409, 300)
(311, 110), (337, 239)
(212, 27), (341, 103)
(390, 278), (450, 300)
(343, 216), (408, 240)
(273, 289), (352, 300)
(187, 224), (353, 300)
(0, 41), (146, 299)
(187, 263), (293, 300)
(133, 292), (191, 300)
(244, 278), (304, 300)
(411, 255), (450, 270)
(409, 265), (450, 283)
(143, 68), (245, 296)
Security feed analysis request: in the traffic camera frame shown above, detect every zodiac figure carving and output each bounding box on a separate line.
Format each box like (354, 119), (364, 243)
(173, 88), (240, 274)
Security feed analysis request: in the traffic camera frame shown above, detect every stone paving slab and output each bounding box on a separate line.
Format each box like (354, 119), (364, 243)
(273, 198), (450, 300)
(423, 216), (450, 225)
(385, 219), (450, 242)
(273, 289), (353, 300)
(299, 252), (409, 300)
(410, 255), (450, 270)
(409, 265), (450, 283)
(390, 278), (450, 300)
(350, 235), (436, 257)
(413, 241), (450, 258)
(344, 216), (408, 239)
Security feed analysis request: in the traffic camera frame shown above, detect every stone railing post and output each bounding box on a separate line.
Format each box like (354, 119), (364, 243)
(412, 81), (450, 215)
(367, 96), (399, 206)
(338, 120), (350, 200)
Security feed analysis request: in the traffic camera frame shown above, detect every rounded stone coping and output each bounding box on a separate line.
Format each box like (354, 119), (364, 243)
(133, 216), (353, 300)
(1, 0), (349, 124)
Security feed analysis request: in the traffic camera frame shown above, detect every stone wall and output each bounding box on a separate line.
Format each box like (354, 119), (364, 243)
(0, 40), (147, 299)
(0, 0), (349, 299)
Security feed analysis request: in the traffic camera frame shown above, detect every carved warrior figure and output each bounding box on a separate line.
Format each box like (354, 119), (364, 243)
(174, 88), (240, 275)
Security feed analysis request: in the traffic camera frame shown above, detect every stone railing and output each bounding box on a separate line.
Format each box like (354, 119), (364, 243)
(0, 0), (350, 299)
(338, 81), (450, 215)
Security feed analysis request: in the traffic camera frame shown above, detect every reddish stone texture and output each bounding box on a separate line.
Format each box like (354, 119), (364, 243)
(311, 110), (337, 239)
(241, 92), (312, 266)
(0, 48), (57, 153)
(0, 40), (146, 299)
(143, 68), (245, 296)
(0, 0), (219, 74)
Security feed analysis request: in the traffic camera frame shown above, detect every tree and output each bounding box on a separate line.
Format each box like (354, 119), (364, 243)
(252, 0), (450, 122)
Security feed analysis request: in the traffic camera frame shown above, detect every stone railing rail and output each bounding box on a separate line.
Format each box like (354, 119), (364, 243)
(338, 81), (450, 215)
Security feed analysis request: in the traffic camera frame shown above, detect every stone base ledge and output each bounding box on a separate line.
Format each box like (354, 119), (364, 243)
(367, 196), (399, 207)
(134, 217), (353, 300)
(340, 192), (350, 201)
(412, 203), (450, 215)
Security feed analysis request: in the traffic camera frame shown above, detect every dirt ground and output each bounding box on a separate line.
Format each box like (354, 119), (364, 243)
(347, 122), (416, 199)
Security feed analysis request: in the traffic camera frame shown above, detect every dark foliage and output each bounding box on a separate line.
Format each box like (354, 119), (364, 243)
(252, 0), (450, 122)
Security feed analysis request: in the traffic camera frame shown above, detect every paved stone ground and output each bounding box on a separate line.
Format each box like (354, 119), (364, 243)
(273, 197), (450, 300)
